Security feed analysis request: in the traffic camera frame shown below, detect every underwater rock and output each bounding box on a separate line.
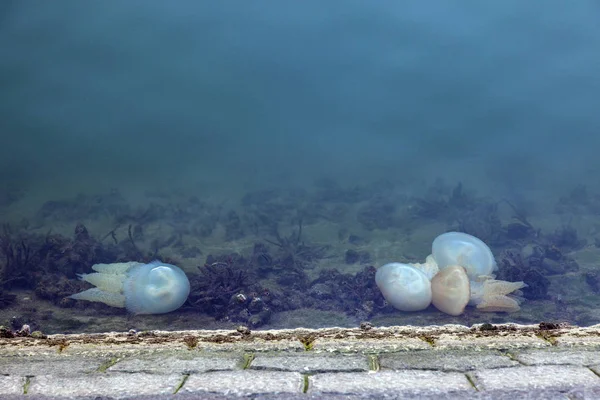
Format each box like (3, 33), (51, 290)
(344, 249), (372, 265)
(519, 243), (578, 276)
(308, 283), (334, 300)
(497, 249), (550, 300)
(0, 323), (44, 338)
(548, 225), (587, 251)
(0, 326), (14, 338)
(309, 266), (386, 318)
(248, 309), (272, 327)
(345, 249), (360, 264)
(359, 251), (371, 264)
(188, 255), (284, 326)
(521, 244), (545, 265)
(35, 273), (87, 305)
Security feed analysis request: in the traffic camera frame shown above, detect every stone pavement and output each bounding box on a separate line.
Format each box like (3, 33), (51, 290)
(2, 323), (600, 399)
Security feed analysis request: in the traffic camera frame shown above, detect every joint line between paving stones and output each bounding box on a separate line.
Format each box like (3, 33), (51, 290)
(465, 373), (479, 391)
(587, 366), (600, 379)
(419, 334), (436, 347)
(536, 332), (558, 346)
(96, 357), (120, 373)
(22, 376), (32, 395)
(302, 374), (310, 393)
(242, 353), (255, 369)
(173, 373), (190, 394)
(368, 354), (380, 372)
(503, 350), (528, 365)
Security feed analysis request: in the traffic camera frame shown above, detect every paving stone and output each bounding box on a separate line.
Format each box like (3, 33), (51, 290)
(0, 376), (25, 396)
(311, 338), (430, 353)
(27, 373), (181, 398)
(251, 353), (369, 373)
(513, 349), (600, 366)
(309, 370), (473, 395)
(434, 332), (550, 350)
(181, 370), (304, 396)
(470, 365), (600, 391)
(554, 332), (600, 348)
(0, 356), (108, 376)
(380, 349), (518, 372)
(199, 341), (307, 353)
(109, 353), (242, 374)
(568, 385), (600, 400)
(61, 342), (193, 357)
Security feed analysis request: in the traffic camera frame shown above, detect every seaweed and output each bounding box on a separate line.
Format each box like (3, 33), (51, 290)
(42, 224), (119, 278)
(454, 202), (504, 245)
(260, 217), (331, 289)
(0, 224), (35, 287)
(0, 290), (16, 308)
(1, 223), (120, 306)
(546, 223), (587, 252)
(118, 224), (180, 264)
(188, 254), (253, 319)
(307, 266), (388, 320)
(496, 248), (550, 300)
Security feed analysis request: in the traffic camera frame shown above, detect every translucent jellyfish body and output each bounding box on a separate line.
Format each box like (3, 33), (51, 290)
(432, 232), (497, 280)
(375, 262), (432, 312)
(69, 260), (190, 314)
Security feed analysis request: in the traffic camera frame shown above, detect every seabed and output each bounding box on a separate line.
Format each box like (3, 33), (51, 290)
(2, 323), (600, 399)
(3, 182), (600, 398)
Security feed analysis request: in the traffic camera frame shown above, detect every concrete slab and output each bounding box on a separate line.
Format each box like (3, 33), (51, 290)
(250, 353), (370, 373)
(0, 356), (108, 376)
(309, 370), (474, 396)
(380, 349), (519, 371)
(470, 365), (599, 391)
(513, 348), (600, 366)
(26, 373), (181, 398)
(108, 353), (243, 374)
(0, 376), (25, 396)
(181, 370), (304, 396)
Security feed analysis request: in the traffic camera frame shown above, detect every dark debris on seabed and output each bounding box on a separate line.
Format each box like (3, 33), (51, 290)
(1, 180), (600, 334)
